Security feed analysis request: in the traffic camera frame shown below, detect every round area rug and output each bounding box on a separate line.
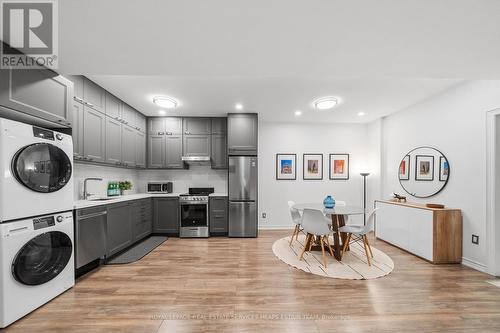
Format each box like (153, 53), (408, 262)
(272, 234), (394, 280)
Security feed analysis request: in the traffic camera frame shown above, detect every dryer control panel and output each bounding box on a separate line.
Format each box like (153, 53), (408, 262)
(33, 216), (55, 230)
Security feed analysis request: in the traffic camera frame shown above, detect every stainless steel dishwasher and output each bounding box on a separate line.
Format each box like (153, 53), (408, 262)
(75, 206), (107, 269)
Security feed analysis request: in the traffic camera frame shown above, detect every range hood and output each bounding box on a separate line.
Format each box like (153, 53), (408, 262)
(181, 156), (211, 164)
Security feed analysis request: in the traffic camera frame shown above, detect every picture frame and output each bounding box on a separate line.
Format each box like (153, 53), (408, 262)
(439, 156), (449, 182)
(329, 153), (349, 180)
(303, 153), (323, 180)
(399, 154), (410, 181)
(415, 155), (434, 181)
(276, 154), (296, 180)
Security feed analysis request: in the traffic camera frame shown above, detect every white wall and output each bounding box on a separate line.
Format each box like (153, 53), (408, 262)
(258, 122), (376, 229)
(380, 80), (500, 271)
(74, 164), (227, 200)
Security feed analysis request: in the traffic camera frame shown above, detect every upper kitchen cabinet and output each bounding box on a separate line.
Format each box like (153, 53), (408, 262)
(135, 131), (146, 168)
(165, 135), (184, 168)
(183, 117), (211, 135)
(83, 106), (106, 163)
(183, 135), (211, 157)
(165, 117), (182, 134)
(72, 99), (84, 159)
(135, 112), (147, 133)
(211, 117), (227, 134)
(105, 92), (122, 120)
(121, 103), (136, 128)
(227, 113), (258, 155)
(83, 78), (105, 113)
(67, 75), (84, 103)
(148, 134), (165, 168)
(148, 117), (165, 135)
(211, 134), (227, 169)
(0, 69), (73, 127)
(121, 125), (137, 167)
(104, 116), (123, 165)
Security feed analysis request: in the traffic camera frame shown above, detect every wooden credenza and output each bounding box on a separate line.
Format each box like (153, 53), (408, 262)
(374, 200), (462, 264)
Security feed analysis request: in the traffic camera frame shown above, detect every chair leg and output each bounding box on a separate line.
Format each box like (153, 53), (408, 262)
(319, 236), (327, 268)
(364, 234), (374, 258)
(342, 233), (351, 255)
(325, 236), (334, 257)
(362, 235), (372, 266)
(289, 225), (298, 246)
(300, 234), (311, 261)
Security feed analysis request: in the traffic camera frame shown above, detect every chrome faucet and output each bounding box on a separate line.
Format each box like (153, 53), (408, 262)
(83, 178), (103, 200)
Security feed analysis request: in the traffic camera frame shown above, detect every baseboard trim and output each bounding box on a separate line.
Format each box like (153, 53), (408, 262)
(258, 225), (293, 230)
(461, 257), (488, 273)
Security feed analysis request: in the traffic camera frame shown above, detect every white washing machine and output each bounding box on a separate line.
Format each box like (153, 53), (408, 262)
(0, 211), (74, 328)
(0, 118), (73, 222)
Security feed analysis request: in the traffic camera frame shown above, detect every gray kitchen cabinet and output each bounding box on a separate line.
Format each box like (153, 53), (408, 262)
(105, 92), (122, 120)
(135, 131), (146, 168)
(148, 117), (165, 135)
(211, 134), (227, 169)
(105, 116), (122, 165)
(67, 75), (84, 103)
(121, 103), (136, 127)
(132, 199), (152, 242)
(183, 134), (211, 157)
(121, 125), (136, 167)
(83, 78), (105, 113)
(165, 117), (183, 134)
(106, 202), (133, 256)
(72, 100), (84, 159)
(153, 197), (179, 234)
(183, 117), (211, 135)
(0, 69), (73, 127)
(135, 112), (147, 133)
(210, 196), (228, 234)
(227, 113), (258, 155)
(83, 106), (106, 163)
(148, 135), (165, 168)
(211, 117), (227, 134)
(165, 135), (184, 168)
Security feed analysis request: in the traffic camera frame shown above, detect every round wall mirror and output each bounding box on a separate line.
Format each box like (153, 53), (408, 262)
(398, 146), (450, 198)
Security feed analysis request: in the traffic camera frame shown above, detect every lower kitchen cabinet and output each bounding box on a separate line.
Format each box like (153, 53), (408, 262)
(132, 199), (152, 242)
(153, 197), (179, 234)
(106, 201), (133, 256)
(209, 196), (228, 234)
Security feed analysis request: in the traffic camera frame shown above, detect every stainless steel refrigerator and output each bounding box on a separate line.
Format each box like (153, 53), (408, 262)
(228, 156), (258, 237)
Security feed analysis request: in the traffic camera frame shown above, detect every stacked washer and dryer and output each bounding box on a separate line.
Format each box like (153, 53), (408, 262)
(0, 118), (75, 328)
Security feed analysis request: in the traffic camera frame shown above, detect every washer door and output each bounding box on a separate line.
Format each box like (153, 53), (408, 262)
(12, 231), (73, 286)
(12, 143), (72, 193)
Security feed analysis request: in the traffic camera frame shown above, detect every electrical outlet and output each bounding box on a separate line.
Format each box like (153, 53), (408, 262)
(262, 213), (267, 219)
(472, 234), (479, 245)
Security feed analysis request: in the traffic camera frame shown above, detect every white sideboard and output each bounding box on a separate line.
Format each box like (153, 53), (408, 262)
(375, 200), (462, 264)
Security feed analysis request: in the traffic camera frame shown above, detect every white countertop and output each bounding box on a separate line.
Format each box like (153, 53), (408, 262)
(74, 192), (228, 209)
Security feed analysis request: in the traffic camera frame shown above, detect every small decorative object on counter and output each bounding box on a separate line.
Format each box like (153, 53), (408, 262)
(323, 195), (335, 209)
(119, 181), (132, 195)
(107, 182), (120, 197)
(392, 193), (407, 203)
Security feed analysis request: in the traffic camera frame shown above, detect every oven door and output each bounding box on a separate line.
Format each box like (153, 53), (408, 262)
(180, 203), (208, 227)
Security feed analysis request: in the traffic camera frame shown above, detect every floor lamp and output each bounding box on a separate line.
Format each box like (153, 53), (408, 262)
(360, 172), (370, 225)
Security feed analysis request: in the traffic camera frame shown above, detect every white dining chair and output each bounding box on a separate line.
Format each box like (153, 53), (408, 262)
(287, 201), (303, 245)
(299, 209), (335, 268)
(339, 208), (379, 266)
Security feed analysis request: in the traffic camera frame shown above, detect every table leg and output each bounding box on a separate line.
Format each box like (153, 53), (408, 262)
(330, 215), (342, 260)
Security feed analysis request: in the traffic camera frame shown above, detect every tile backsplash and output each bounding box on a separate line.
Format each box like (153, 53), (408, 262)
(73, 163), (228, 200)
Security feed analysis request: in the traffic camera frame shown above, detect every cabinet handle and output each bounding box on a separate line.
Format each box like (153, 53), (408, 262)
(158, 132), (165, 135)
(85, 102), (94, 107)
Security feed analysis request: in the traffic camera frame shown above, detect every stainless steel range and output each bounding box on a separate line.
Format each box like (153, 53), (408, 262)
(179, 187), (214, 238)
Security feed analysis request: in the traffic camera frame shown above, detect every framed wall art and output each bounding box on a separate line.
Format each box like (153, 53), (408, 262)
(303, 154), (323, 180)
(276, 154), (297, 180)
(415, 155), (434, 181)
(439, 156), (449, 182)
(399, 154), (410, 181)
(329, 153), (349, 180)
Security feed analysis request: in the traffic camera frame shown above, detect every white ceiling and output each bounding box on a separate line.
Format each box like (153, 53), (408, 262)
(62, 0), (498, 123)
(88, 76), (461, 123)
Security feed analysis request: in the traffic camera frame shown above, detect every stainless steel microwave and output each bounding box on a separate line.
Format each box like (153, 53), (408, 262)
(147, 182), (173, 193)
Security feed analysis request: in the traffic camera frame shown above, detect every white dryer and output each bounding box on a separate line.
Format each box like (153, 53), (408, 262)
(0, 118), (73, 222)
(0, 211), (74, 328)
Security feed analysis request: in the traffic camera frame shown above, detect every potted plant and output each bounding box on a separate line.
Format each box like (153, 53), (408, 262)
(118, 181), (132, 195)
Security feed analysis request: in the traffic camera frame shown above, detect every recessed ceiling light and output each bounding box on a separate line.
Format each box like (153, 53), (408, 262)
(314, 96), (338, 110)
(158, 110), (166, 116)
(295, 110), (302, 116)
(153, 96), (178, 109)
(357, 111), (366, 117)
(235, 103), (244, 110)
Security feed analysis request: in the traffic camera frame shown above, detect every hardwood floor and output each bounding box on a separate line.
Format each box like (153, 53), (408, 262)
(4, 230), (500, 333)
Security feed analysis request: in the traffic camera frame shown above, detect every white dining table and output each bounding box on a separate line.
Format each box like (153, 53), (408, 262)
(292, 203), (366, 260)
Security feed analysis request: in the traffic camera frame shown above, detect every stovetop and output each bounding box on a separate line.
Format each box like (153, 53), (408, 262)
(180, 187), (215, 197)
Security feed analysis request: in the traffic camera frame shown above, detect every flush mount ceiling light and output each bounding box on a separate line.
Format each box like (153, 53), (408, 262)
(295, 110), (302, 116)
(235, 103), (244, 111)
(153, 96), (178, 109)
(313, 96), (339, 110)
(357, 111), (366, 117)
(158, 110), (166, 115)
